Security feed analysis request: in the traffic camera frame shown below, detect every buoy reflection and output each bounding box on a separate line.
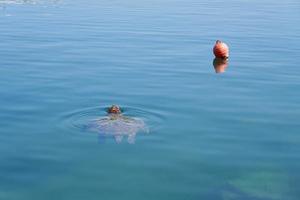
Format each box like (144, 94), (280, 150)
(213, 57), (229, 73)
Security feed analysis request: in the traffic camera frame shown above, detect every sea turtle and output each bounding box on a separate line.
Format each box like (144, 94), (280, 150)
(87, 105), (148, 144)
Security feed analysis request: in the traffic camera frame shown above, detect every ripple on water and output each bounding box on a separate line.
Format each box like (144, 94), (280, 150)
(59, 106), (165, 143)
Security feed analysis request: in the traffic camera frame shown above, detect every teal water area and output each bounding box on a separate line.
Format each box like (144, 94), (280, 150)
(0, 0), (300, 199)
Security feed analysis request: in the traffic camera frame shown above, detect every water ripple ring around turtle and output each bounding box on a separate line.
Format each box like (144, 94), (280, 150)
(59, 106), (165, 143)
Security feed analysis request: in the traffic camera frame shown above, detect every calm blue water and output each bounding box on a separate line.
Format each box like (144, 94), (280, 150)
(1, 0), (300, 199)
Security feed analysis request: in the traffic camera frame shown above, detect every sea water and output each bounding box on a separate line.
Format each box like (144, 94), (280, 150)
(0, 0), (300, 199)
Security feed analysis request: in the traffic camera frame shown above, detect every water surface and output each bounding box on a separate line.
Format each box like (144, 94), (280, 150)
(0, 0), (300, 199)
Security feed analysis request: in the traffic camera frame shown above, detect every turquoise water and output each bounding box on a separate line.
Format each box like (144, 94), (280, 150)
(1, 0), (300, 199)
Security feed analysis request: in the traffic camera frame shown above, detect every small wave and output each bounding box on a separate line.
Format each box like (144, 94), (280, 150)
(59, 106), (165, 143)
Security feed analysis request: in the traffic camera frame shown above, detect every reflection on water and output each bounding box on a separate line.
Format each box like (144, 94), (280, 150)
(87, 113), (149, 144)
(0, 0), (60, 15)
(213, 57), (229, 73)
(0, 0), (59, 4)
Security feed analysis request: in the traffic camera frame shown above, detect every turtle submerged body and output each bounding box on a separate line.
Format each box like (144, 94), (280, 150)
(87, 105), (148, 144)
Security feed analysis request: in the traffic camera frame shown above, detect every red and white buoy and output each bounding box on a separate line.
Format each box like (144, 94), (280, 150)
(213, 40), (229, 59)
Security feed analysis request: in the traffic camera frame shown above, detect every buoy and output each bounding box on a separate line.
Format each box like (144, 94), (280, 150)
(213, 40), (229, 59)
(213, 57), (228, 73)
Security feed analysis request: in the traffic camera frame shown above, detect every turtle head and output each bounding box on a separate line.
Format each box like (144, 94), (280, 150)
(107, 105), (121, 114)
